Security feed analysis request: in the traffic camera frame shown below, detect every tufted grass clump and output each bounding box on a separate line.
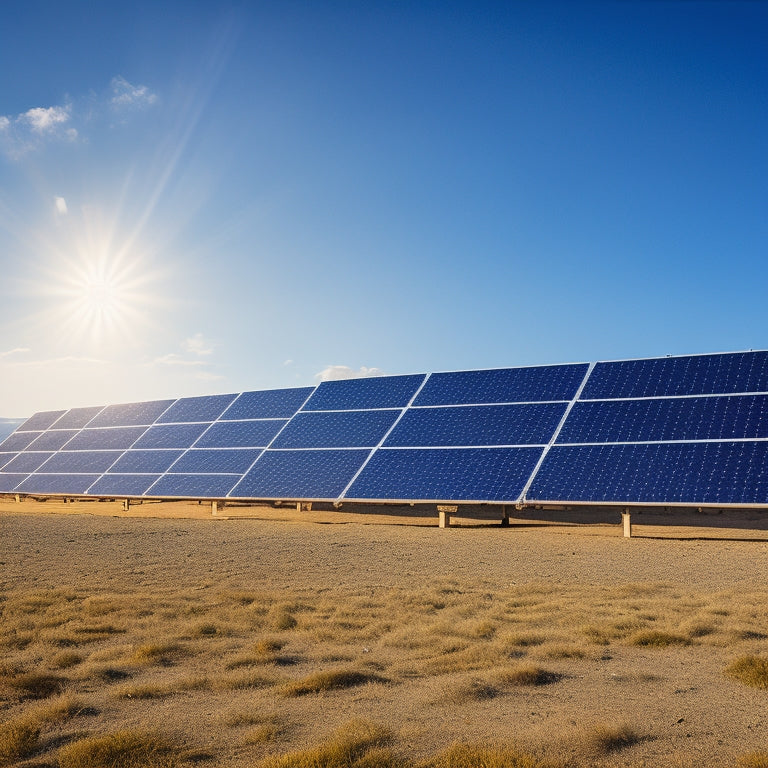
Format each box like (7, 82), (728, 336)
(58, 730), (178, 768)
(281, 669), (387, 697)
(726, 655), (768, 689)
(0, 717), (41, 766)
(257, 720), (398, 768)
(628, 630), (690, 648)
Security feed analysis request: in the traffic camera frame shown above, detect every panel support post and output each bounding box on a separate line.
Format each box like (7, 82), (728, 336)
(14, 494), (20, 503)
(211, 500), (218, 516)
(622, 508), (632, 538)
(500, 504), (510, 527)
(437, 505), (456, 528)
(122, 499), (129, 512)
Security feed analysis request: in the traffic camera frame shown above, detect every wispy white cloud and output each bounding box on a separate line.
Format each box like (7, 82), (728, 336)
(110, 76), (157, 109)
(183, 332), (213, 356)
(54, 196), (68, 215)
(0, 347), (31, 358)
(0, 103), (76, 157)
(22, 105), (72, 134)
(1, 76), (158, 160)
(283, 359), (293, 366)
(154, 353), (207, 367)
(315, 365), (385, 382)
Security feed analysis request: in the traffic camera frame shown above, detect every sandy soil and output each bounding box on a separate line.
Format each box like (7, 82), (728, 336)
(1, 503), (767, 766)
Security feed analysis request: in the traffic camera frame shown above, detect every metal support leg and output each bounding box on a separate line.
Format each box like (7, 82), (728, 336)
(212, 500), (218, 516)
(622, 509), (632, 538)
(500, 504), (510, 526)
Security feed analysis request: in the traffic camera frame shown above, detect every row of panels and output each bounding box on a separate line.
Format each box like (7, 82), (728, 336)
(6, 393), (768, 458)
(2, 351), (768, 506)
(2, 440), (765, 506)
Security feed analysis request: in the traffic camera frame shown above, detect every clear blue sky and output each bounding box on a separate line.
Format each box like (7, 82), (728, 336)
(1, 1), (766, 416)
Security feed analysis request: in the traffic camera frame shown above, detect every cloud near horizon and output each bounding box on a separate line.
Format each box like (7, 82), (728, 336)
(315, 365), (385, 382)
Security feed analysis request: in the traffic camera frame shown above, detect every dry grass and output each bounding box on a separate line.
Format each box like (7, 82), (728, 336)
(725, 655), (768, 689)
(281, 669), (387, 696)
(737, 753), (768, 768)
(257, 720), (398, 768)
(580, 723), (642, 755)
(419, 743), (551, 768)
(628, 630), (691, 648)
(58, 730), (178, 768)
(494, 664), (561, 687)
(8, 671), (66, 699)
(0, 717), (40, 766)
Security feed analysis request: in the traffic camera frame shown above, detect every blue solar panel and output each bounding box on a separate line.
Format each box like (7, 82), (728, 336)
(147, 474), (241, 498)
(38, 451), (123, 473)
(51, 406), (104, 429)
(385, 403), (567, 447)
(348, 447), (543, 502)
(272, 410), (400, 449)
(0, 431), (42, 452)
(88, 474), (161, 497)
(232, 449), (370, 499)
(221, 388), (314, 419)
(133, 423), (209, 449)
(197, 420), (286, 448)
(16, 474), (102, 495)
(64, 427), (146, 451)
(108, 450), (184, 473)
(583, 352), (768, 400)
(414, 365), (589, 406)
(89, 400), (175, 427)
(528, 442), (768, 505)
(170, 448), (261, 474)
(2, 452), (54, 473)
(18, 410), (67, 432)
(304, 375), (425, 411)
(157, 393), (238, 424)
(0, 453), (17, 470)
(26, 430), (79, 451)
(0, 473), (26, 492)
(558, 395), (768, 444)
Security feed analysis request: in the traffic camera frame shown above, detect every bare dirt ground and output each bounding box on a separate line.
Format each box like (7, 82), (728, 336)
(1, 501), (767, 767)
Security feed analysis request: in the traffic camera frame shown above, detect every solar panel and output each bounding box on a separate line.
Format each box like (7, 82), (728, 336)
(157, 394), (238, 424)
(88, 474), (161, 497)
(65, 427), (147, 451)
(108, 450), (184, 474)
(147, 473), (241, 498)
(231, 449), (370, 499)
(89, 400), (175, 428)
(2, 351), (767, 508)
(16, 473), (101, 494)
(272, 410), (400, 449)
(221, 387), (314, 419)
(51, 406), (104, 430)
(414, 364), (588, 406)
(39, 451), (123, 474)
(304, 375), (425, 411)
(196, 420), (286, 448)
(0, 431), (42, 452)
(18, 410), (67, 432)
(133, 423), (210, 449)
(170, 448), (261, 474)
(26, 430), (79, 451)
(527, 442), (768, 505)
(1, 452), (54, 473)
(384, 403), (567, 447)
(582, 351), (768, 400)
(347, 447), (543, 502)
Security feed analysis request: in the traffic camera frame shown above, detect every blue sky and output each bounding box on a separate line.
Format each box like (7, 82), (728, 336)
(1, 1), (766, 416)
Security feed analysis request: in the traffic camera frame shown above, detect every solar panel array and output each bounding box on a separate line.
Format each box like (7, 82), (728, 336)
(2, 351), (767, 507)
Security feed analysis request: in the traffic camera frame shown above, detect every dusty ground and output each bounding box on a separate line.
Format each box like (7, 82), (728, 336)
(1, 501), (767, 766)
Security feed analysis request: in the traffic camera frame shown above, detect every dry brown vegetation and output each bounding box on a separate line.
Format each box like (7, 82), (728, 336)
(1, 511), (767, 767)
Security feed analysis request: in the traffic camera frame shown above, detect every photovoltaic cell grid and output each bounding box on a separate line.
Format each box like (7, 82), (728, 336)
(1, 352), (767, 506)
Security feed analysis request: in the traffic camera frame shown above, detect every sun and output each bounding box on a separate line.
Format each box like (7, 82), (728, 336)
(76, 259), (129, 329)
